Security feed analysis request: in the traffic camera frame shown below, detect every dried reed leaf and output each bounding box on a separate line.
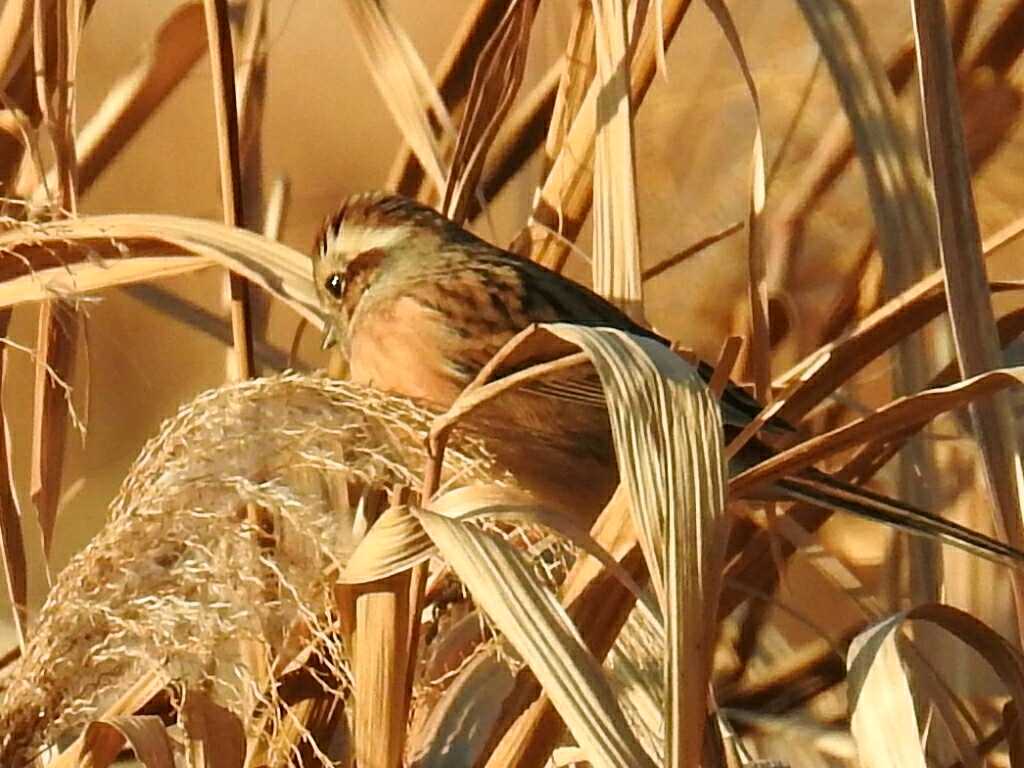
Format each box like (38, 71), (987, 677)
(434, 484), (655, 623)
(703, 0), (768, 400)
(443, 0), (538, 223)
(0, 214), (324, 326)
(764, 32), (917, 288)
(794, 0), (935, 276)
(343, 0), (452, 194)
(0, 310), (27, 648)
(481, 488), (648, 767)
(793, 13), (948, 598)
(542, 1), (594, 178)
(469, 62), (559, 220)
(49, 668), (171, 768)
(774, 270), (1021, 424)
(911, 1), (1024, 569)
(543, 324), (727, 766)
(29, 0), (81, 585)
(30, 299), (75, 565)
(386, 0), (507, 196)
(848, 605), (1024, 765)
(793, 9), (947, 598)
(523, 0), (693, 272)
(418, 499), (656, 768)
(410, 651), (515, 768)
(590, 0), (643, 320)
(0, 255), (215, 305)
(181, 690), (246, 768)
(733, 366), (1024, 496)
(847, 619), (928, 768)
(340, 504), (434, 584)
(77, 716), (175, 768)
(203, 0), (254, 380)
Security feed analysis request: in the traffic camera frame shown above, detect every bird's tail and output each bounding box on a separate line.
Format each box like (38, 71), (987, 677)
(772, 470), (1024, 566)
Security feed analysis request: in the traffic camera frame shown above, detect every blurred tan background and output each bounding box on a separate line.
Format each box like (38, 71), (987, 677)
(2, 0), (1023, 648)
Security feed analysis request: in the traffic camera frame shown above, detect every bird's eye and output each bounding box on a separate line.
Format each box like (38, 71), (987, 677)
(324, 272), (345, 299)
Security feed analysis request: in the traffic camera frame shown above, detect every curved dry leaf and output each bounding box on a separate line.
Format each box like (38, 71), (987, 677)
(524, 0), (694, 271)
(410, 651), (516, 768)
(181, 689), (246, 768)
(848, 604), (1024, 765)
(0, 255), (215, 305)
(733, 366), (1024, 495)
(341, 503), (434, 584)
(795, 0), (935, 273)
(847, 615), (929, 768)
(79, 716), (175, 768)
(702, 0), (769, 401)
(430, 484), (661, 629)
(590, 0), (643, 319)
(0, 214), (323, 325)
(443, 0), (538, 223)
(342, 0), (452, 193)
(416, 504), (656, 768)
(541, 323), (728, 767)
(912, 0), (1024, 592)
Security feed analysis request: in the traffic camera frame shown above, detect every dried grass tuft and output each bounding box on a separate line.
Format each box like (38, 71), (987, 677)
(0, 372), (500, 764)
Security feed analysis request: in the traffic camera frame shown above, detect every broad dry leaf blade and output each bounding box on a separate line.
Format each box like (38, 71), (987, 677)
(0, 256), (215, 305)
(443, 0), (539, 223)
(181, 690), (246, 768)
(589, 0), (643, 320)
(0, 310), (27, 647)
(78, 716), (175, 768)
(849, 604), (1024, 765)
(341, 503), (434, 583)
(542, 323), (728, 767)
(0, 214), (324, 327)
(911, 0), (1024, 567)
(847, 615), (929, 768)
(417, 500), (656, 768)
(343, 0), (452, 193)
(524, 0), (694, 272)
(30, 299), (75, 565)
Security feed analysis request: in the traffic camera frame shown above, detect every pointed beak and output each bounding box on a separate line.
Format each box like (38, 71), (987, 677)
(321, 323), (339, 350)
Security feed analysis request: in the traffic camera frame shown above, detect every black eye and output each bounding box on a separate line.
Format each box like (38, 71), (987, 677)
(324, 272), (345, 299)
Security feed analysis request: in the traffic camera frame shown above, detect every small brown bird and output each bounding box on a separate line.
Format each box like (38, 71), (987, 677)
(313, 191), (1022, 564)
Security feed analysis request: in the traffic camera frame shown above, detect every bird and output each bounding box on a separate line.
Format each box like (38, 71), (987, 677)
(311, 190), (1023, 566)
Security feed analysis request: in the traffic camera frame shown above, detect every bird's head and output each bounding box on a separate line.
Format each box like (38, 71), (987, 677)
(312, 191), (458, 348)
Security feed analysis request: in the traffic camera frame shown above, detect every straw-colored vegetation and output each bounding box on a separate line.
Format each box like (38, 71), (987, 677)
(0, 0), (1022, 766)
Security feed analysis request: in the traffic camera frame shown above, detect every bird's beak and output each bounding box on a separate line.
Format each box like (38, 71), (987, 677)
(321, 324), (339, 350)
